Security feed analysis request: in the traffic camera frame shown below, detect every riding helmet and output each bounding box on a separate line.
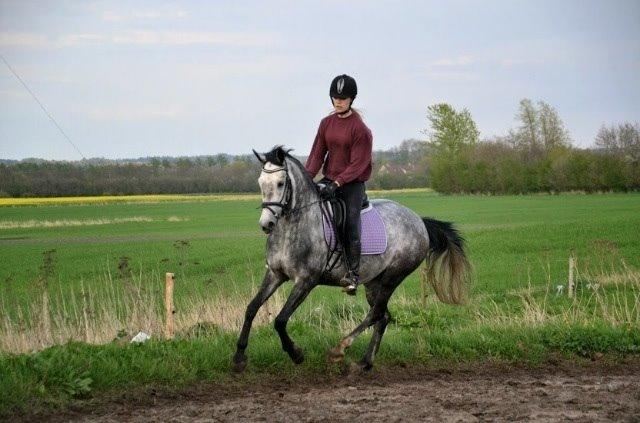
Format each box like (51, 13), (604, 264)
(329, 74), (357, 100)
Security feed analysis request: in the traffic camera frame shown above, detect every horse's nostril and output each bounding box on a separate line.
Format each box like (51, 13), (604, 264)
(268, 221), (275, 228)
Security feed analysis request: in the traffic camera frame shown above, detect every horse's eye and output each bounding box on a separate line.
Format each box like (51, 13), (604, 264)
(277, 182), (284, 188)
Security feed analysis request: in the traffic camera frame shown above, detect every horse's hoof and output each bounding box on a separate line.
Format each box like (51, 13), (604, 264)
(327, 347), (345, 363)
(232, 361), (247, 373)
(357, 360), (373, 372)
(232, 353), (247, 373)
(291, 346), (305, 364)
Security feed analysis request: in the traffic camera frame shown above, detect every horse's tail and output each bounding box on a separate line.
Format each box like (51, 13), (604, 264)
(421, 217), (471, 305)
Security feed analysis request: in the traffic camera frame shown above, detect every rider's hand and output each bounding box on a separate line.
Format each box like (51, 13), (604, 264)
(320, 181), (339, 199)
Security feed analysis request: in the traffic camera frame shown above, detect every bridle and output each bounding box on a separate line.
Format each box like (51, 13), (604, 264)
(259, 160), (324, 222)
(260, 162), (293, 219)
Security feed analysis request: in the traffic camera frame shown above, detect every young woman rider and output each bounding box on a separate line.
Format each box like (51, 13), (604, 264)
(305, 74), (373, 295)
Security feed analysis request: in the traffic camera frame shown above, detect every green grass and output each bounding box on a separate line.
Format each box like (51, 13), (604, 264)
(1, 324), (638, 416)
(1, 191), (639, 415)
(2, 192), (638, 300)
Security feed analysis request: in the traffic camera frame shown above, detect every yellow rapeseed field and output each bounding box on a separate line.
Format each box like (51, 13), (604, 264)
(0, 188), (433, 206)
(0, 193), (262, 206)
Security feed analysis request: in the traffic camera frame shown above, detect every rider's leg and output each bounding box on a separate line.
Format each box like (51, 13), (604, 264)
(337, 181), (365, 295)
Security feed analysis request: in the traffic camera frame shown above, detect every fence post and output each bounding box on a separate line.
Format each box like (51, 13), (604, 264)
(420, 266), (428, 307)
(568, 252), (575, 298)
(165, 272), (175, 339)
(81, 280), (91, 343)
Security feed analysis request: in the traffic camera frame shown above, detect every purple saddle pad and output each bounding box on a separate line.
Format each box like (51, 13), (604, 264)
(322, 204), (388, 255)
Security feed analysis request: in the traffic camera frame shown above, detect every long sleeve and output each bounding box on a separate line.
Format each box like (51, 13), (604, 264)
(305, 121), (328, 179)
(334, 126), (372, 186)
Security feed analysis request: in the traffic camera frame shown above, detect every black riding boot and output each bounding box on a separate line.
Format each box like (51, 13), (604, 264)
(337, 181), (365, 296)
(341, 239), (361, 295)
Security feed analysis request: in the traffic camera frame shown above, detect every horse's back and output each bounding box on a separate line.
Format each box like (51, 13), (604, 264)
(368, 199), (430, 268)
(370, 198), (427, 235)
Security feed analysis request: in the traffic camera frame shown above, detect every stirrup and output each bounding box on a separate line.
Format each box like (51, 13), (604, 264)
(340, 272), (360, 296)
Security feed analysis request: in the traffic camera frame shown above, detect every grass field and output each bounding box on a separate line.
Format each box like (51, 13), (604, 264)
(1, 191), (639, 415)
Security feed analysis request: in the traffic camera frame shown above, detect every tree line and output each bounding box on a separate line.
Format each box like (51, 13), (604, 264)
(1, 100), (638, 197)
(426, 100), (639, 193)
(0, 143), (436, 197)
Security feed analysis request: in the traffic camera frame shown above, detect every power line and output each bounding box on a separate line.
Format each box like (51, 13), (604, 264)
(1, 54), (85, 160)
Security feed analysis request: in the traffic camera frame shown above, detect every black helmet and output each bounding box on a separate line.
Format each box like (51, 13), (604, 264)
(329, 74), (357, 100)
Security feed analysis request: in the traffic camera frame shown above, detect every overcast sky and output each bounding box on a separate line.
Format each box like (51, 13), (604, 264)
(1, 0), (639, 160)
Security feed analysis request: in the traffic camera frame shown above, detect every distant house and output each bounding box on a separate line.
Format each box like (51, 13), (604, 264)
(377, 163), (417, 175)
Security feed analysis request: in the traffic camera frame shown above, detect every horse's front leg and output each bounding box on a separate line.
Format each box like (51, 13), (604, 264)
(233, 269), (286, 372)
(274, 278), (317, 364)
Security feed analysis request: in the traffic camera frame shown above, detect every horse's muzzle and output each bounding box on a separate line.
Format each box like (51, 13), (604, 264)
(261, 221), (275, 234)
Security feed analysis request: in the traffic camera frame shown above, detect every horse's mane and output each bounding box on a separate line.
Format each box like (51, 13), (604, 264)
(265, 145), (318, 193)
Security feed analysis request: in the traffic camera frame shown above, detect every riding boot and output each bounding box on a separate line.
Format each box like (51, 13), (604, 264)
(341, 240), (361, 296)
(335, 180), (365, 296)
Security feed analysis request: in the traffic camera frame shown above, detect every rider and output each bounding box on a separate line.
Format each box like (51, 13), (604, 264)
(305, 74), (373, 295)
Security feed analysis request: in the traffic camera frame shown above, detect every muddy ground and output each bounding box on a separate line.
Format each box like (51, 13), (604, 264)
(21, 359), (640, 422)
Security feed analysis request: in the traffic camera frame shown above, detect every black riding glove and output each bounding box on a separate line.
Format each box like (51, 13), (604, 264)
(320, 181), (339, 199)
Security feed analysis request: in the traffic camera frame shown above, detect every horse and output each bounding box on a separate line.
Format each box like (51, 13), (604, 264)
(232, 146), (471, 372)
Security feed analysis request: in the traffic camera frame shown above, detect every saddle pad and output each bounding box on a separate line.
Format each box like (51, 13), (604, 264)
(322, 204), (388, 255)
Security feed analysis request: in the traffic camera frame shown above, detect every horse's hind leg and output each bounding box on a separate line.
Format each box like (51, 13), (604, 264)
(360, 286), (391, 371)
(274, 279), (317, 364)
(328, 282), (395, 363)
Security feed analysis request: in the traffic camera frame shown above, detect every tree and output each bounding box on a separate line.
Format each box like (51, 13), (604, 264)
(423, 103), (479, 193)
(515, 99), (541, 157)
(596, 122), (640, 163)
(176, 158), (193, 170)
(513, 99), (571, 158)
(424, 103), (479, 156)
(538, 101), (571, 150)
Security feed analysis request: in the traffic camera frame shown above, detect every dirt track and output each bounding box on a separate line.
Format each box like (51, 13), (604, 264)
(31, 359), (640, 422)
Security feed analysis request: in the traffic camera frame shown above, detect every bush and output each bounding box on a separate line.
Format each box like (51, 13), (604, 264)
(428, 140), (638, 194)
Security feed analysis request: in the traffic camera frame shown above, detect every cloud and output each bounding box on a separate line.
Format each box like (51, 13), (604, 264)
(428, 55), (475, 67)
(426, 44), (568, 70)
(86, 105), (186, 121)
(177, 57), (290, 80)
(0, 89), (29, 100)
(421, 55), (478, 81)
(57, 33), (108, 47)
(107, 31), (274, 46)
(0, 32), (48, 47)
(102, 9), (189, 22)
(0, 30), (275, 48)
(499, 57), (545, 67)
(423, 70), (480, 82)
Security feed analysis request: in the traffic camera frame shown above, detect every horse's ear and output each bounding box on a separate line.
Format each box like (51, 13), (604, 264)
(252, 149), (266, 164)
(275, 148), (286, 165)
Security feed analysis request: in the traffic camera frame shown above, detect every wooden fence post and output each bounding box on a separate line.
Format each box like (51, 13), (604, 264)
(568, 252), (575, 298)
(81, 280), (91, 343)
(165, 272), (175, 339)
(420, 266), (428, 307)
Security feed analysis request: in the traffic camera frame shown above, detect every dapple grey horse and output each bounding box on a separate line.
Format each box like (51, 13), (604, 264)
(233, 146), (471, 372)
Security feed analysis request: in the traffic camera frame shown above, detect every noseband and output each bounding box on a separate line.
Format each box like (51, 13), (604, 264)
(260, 162), (292, 219)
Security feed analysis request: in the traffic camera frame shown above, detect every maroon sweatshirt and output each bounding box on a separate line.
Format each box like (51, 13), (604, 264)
(305, 112), (373, 186)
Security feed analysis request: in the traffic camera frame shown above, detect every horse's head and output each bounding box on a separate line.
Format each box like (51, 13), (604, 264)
(253, 147), (291, 234)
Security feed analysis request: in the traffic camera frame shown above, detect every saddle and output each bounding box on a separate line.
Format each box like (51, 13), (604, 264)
(325, 194), (370, 238)
(316, 184), (386, 276)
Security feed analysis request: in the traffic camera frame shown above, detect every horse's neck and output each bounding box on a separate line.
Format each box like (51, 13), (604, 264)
(270, 162), (321, 245)
(287, 158), (319, 214)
